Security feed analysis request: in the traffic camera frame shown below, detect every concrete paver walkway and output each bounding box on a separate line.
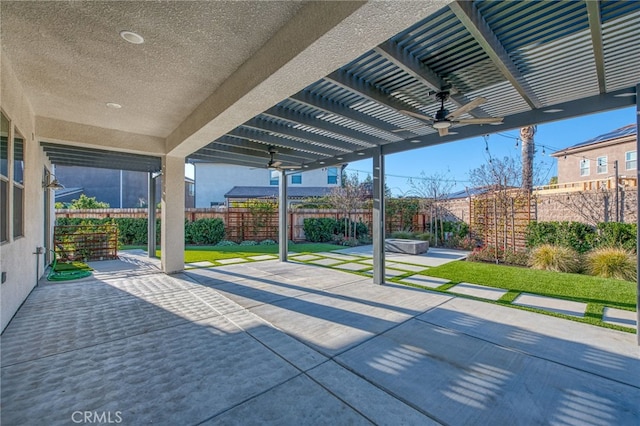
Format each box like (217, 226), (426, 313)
(1, 256), (638, 425)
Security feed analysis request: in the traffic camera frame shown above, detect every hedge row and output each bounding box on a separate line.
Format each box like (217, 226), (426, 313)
(525, 221), (637, 254)
(302, 217), (368, 242)
(55, 217), (225, 245)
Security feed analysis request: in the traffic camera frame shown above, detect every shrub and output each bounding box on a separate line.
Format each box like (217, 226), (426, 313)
(503, 249), (529, 267)
(414, 232), (433, 243)
(259, 239), (276, 245)
(337, 218), (369, 239)
(216, 240), (238, 246)
(467, 245), (503, 263)
(585, 247), (637, 281)
(525, 221), (597, 254)
(303, 218), (339, 242)
(240, 240), (258, 246)
(528, 244), (581, 273)
(185, 218), (225, 245)
(389, 230), (415, 239)
(595, 222), (637, 253)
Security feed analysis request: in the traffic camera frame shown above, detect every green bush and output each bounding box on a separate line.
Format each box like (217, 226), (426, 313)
(184, 218), (225, 245)
(216, 240), (238, 246)
(528, 244), (581, 273)
(337, 218), (369, 239)
(525, 221), (596, 254)
(240, 240), (258, 246)
(259, 239), (276, 245)
(303, 218), (339, 242)
(585, 247), (637, 281)
(595, 222), (637, 253)
(389, 230), (415, 239)
(468, 245), (503, 263)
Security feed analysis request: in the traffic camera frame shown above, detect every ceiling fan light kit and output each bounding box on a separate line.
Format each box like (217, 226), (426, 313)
(396, 91), (503, 136)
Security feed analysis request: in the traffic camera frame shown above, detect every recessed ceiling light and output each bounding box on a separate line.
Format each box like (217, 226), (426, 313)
(105, 102), (122, 109)
(319, 161), (326, 164)
(357, 152), (365, 156)
(543, 108), (563, 113)
(410, 139), (420, 143)
(303, 165), (309, 168)
(336, 157), (343, 160)
(120, 30), (144, 44)
(448, 131), (459, 135)
(614, 92), (636, 97)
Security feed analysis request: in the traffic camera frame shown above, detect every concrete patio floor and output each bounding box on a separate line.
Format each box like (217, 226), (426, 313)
(1, 255), (639, 425)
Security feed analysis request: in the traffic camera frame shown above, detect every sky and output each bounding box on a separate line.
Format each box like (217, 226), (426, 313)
(186, 106), (636, 194)
(344, 106), (637, 196)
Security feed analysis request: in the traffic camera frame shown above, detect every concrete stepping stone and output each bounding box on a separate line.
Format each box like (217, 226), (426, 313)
(247, 255), (277, 261)
(388, 263), (428, 273)
(289, 254), (321, 261)
(185, 261), (215, 269)
(448, 283), (508, 301)
(362, 269), (406, 278)
(333, 262), (371, 272)
(307, 258), (345, 266)
(315, 252), (363, 261)
(513, 293), (586, 317)
(216, 258), (249, 265)
(602, 307), (636, 328)
(398, 275), (449, 289)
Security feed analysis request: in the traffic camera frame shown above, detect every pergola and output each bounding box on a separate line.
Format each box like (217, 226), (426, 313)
(2, 1), (638, 333)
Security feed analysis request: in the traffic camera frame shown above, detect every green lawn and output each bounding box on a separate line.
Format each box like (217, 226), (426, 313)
(421, 261), (636, 310)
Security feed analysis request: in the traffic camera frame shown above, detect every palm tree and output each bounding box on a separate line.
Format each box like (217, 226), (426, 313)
(520, 125), (537, 191)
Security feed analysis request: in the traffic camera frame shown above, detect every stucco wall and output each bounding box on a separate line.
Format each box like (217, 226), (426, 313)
(1, 55), (48, 332)
(555, 140), (636, 184)
(194, 163), (342, 207)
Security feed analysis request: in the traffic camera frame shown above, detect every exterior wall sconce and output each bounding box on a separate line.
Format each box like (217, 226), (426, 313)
(43, 173), (65, 190)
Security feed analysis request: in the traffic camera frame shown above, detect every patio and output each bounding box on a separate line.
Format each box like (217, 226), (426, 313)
(1, 255), (638, 425)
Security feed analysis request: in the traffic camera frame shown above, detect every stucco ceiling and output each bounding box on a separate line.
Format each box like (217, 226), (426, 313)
(1, 1), (305, 137)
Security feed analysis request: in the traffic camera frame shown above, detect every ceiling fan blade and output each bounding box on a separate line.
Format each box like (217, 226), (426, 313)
(438, 127), (449, 137)
(271, 160), (282, 168)
(446, 97), (487, 120)
(456, 117), (504, 124)
(399, 110), (435, 122)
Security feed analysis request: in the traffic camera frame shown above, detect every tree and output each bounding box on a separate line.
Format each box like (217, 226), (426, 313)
(407, 171), (455, 246)
(548, 176), (558, 186)
(68, 194), (110, 209)
(520, 125), (537, 191)
(327, 173), (368, 240)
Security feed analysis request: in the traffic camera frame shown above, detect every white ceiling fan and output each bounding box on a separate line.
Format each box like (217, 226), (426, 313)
(395, 91), (503, 136)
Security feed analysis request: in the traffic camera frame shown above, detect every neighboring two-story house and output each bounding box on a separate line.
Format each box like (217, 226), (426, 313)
(551, 124), (636, 184)
(193, 163), (345, 207)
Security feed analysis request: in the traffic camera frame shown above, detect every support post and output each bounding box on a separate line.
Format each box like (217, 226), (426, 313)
(147, 172), (157, 258)
(279, 169), (288, 262)
(372, 145), (386, 284)
(636, 83), (640, 346)
(614, 160), (619, 222)
(160, 155), (185, 273)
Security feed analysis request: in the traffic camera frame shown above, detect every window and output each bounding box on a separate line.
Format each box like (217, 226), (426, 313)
(12, 129), (24, 238)
(579, 159), (590, 176)
(327, 167), (338, 184)
(291, 173), (302, 184)
(269, 170), (279, 185)
(597, 156), (607, 174)
(0, 113), (8, 242)
(188, 183), (194, 196)
(626, 151), (636, 170)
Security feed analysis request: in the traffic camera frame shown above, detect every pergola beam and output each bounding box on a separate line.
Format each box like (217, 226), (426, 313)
(450, 0), (543, 110)
(586, 0), (607, 94)
(211, 136), (321, 161)
(226, 127), (339, 157)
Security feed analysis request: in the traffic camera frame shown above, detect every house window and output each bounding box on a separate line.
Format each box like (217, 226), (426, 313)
(327, 167), (338, 184)
(269, 170), (279, 185)
(579, 159), (589, 176)
(1, 113), (9, 242)
(188, 183), (194, 196)
(625, 151), (636, 170)
(597, 156), (607, 174)
(12, 129), (24, 238)
(291, 173), (302, 184)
